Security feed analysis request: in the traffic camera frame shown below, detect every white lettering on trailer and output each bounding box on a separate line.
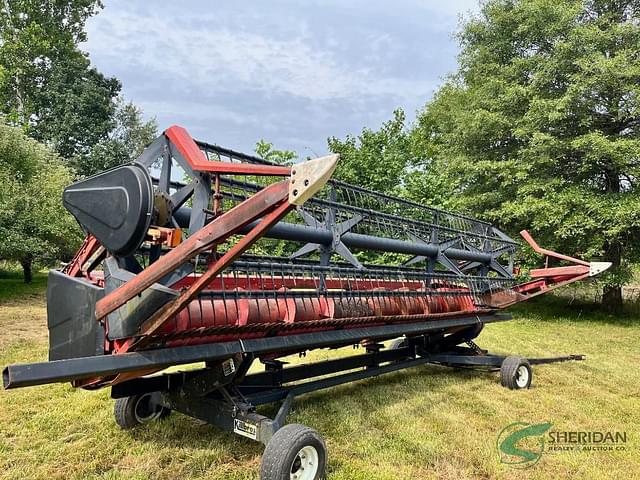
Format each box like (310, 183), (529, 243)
(234, 419), (257, 440)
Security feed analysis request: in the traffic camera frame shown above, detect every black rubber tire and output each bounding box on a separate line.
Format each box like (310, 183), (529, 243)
(158, 407), (172, 420)
(113, 394), (170, 429)
(114, 396), (140, 429)
(500, 356), (532, 390)
(260, 424), (327, 480)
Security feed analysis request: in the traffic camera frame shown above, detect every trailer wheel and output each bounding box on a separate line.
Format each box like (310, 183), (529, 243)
(500, 356), (532, 390)
(260, 424), (326, 480)
(114, 393), (170, 429)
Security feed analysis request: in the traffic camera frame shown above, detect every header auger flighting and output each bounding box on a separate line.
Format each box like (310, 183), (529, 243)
(3, 125), (610, 479)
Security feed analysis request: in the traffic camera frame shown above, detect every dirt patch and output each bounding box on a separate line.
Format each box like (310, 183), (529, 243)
(0, 298), (47, 348)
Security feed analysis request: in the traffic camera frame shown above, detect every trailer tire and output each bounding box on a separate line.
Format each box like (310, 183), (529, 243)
(500, 356), (532, 390)
(114, 393), (170, 429)
(260, 423), (326, 480)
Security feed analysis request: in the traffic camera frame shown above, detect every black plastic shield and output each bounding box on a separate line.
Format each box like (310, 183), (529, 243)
(47, 270), (105, 361)
(63, 163), (153, 256)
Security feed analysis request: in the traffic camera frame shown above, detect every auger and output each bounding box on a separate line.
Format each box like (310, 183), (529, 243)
(3, 125), (610, 480)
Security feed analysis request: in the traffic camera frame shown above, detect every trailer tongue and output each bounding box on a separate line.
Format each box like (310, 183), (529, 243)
(2, 125), (609, 480)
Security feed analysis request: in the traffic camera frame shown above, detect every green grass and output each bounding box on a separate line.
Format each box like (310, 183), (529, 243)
(0, 269), (48, 303)
(0, 277), (639, 479)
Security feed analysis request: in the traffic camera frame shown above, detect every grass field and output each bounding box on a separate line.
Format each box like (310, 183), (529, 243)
(0, 271), (638, 479)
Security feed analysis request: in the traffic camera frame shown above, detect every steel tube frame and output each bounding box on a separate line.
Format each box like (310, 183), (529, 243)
(108, 336), (585, 446)
(241, 356), (435, 407)
(421, 352), (585, 368)
(3, 313), (509, 389)
(171, 211), (496, 264)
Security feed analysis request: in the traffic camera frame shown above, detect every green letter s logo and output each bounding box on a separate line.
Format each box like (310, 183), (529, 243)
(497, 422), (552, 468)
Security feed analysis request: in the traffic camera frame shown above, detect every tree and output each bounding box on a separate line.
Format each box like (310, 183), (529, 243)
(328, 109), (412, 194)
(0, 0), (121, 160)
(413, 0), (640, 311)
(0, 122), (82, 282)
(255, 139), (297, 165)
(250, 140), (298, 257)
(74, 98), (158, 176)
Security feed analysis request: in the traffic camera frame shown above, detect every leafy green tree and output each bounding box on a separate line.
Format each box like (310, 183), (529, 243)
(249, 140), (298, 257)
(255, 139), (297, 165)
(0, 122), (82, 282)
(328, 109), (412, 194)
(0, 0), (121, 159)
(413, 0), (640, 311)
(75, 98), (158, 176)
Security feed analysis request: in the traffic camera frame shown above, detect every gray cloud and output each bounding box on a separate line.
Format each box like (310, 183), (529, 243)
(82, 0), (479, 156)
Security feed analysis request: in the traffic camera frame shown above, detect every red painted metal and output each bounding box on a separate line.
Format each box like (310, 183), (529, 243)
(530, 265), (589, 278)
(62, 234), (103, 279)
(513, 279), (548, 294)
(395, 288), (424, 315)
(490, 273), (591, 308)
(133, 287), (480, 342)
(170, 275), (429, 291)
(281, 296), (331, 323)
(368, 288), (401, 316)
(520, 230), (589, 266)
(158, 290), (287, 335)
(165, 125), (291, 176)
(122, 201), (294, 352)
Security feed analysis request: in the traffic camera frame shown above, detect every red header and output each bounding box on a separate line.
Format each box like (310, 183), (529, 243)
(164, 125), (291, 176)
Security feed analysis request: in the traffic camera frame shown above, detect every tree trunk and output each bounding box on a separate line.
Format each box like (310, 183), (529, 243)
(20, 256), (32, 284)
(602, 241), (622, 313)
(602, 285), (622, 312)
(601, 167), (623, 313)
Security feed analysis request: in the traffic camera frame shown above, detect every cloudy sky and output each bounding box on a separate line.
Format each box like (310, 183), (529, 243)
(82, 0), (479, 157)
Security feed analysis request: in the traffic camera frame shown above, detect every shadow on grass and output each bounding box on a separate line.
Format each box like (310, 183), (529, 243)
(124, 363), (496, 452)
(128, 414), (262, 458)
(511, 294), (639, 326)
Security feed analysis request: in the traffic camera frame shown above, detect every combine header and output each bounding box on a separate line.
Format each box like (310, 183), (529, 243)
(3, 126), (609, 479)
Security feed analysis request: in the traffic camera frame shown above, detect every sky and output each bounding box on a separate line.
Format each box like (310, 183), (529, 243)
(82, 0), (480, 158)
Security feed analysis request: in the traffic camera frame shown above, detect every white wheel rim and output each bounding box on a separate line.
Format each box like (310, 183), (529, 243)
(515, 365), (529, 388)
(290, 445), (319, 480)
(134, 394), (163, 423)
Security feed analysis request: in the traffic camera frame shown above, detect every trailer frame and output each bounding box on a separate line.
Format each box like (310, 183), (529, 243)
(103, 314), (584, 478)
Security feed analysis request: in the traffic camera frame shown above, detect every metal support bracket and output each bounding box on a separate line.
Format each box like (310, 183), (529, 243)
(291, 195), (364, 269)
(405, 233), (465, 275)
